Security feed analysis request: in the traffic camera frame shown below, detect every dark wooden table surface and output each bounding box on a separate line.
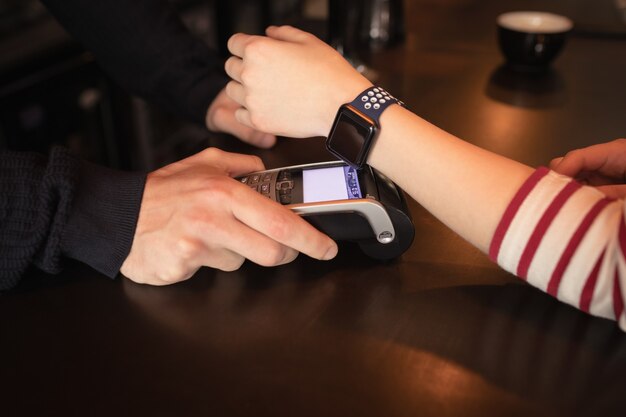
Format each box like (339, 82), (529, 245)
(2, 1), (626, 416)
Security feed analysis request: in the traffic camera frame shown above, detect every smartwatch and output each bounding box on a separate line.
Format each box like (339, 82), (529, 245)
(326, 86), (403, 169)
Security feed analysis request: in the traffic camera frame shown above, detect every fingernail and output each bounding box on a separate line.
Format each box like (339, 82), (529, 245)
(322, 244), (338, 260)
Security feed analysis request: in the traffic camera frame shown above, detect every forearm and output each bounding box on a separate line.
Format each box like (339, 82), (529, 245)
(62, 160), (146, 278)
(369, 105), (533, 252)
(224, 26), (626, 328)
(41, 0), (226, 124)
(360, 93), (626, 328)
(0, 148), (145, 289)
(0, 148), (76, 288)
(224, 26), (534, 252)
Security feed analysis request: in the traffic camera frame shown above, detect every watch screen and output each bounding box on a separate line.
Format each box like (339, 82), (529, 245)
(302, 165), (362, 203)
(327, 110), (374, 164)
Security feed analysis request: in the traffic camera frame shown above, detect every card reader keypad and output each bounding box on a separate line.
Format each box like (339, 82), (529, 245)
(238, 170), (294, 205)
(276, 171), (294, 205)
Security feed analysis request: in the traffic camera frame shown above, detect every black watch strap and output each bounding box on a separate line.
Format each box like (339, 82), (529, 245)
(349, 86), (404, 126)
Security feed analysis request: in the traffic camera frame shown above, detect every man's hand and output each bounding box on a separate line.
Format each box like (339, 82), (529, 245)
(205, 88), (277, 148)
(550, 138), (626, 198)
(120, 148), (338, 285)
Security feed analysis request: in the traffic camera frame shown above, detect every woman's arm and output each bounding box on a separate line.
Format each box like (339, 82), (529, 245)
(368, 105), (532, 252)
(225, 26), (532, 251)
(224, 26), (626, 329)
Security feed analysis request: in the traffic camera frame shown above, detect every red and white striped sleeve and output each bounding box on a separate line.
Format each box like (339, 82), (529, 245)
(489, 167), (626, 331)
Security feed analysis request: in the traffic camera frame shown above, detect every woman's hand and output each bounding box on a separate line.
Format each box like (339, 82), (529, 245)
(224, 25), (372, 138)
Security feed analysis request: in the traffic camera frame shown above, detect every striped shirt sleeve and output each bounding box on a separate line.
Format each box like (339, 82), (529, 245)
(489, 167), (626, 331)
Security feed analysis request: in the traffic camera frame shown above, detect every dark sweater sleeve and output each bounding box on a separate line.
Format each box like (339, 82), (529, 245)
(0, 148), (145, 290)
(40, 0), (228, 125)
(60, 159), (146, 279)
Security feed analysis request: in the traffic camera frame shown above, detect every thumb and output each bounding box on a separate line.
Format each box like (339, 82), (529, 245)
(193, 148), (266, 177)
(220, 151), (266, 177)
(549, 155), (585, 178)
(549, 156), (564, 171)
(596, 184), (626, 199)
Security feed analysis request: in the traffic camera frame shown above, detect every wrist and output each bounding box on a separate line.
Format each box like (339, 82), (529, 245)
(62, 160), (146, 278)
(325, 85), (404, 169)
(320, 77), (373, 137)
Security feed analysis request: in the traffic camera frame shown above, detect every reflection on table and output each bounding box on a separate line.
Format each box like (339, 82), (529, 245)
(2, 0), (626, 416)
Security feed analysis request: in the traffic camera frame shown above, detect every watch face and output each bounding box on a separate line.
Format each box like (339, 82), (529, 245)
(326, 106), (376, 167)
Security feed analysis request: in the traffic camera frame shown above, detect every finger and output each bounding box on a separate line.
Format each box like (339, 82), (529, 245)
(224, 56), (243, 83)
(211, 106), (277, 149)
(265, 25), (312, 43)
(191, 148), (265, 176)
(228, 32), (256, 58)
(232, 190), (338, 261)
(549, 156), (563, 170)
(224, 226), (300, 267)
(198, 210), (300, 267)
(558, 154), (597, 178)
(130, 244), (201, 285)
(242, 130), (277, 149)
(595, 184), (626, 199)
(172, 236), (246, 273)
(550, 151), (591, 178)
(553, 142), (626, 178)
(234, 107), (254, 129)
(225, 80), (246, 107)
(202, 247), (246, 272)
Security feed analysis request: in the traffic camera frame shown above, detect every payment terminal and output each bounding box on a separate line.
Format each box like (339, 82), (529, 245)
(237, 161), (415, 260)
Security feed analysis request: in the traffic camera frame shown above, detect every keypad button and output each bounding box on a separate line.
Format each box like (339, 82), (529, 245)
(277, 181), (293, 190)
(262, 173), (273, 182)
(261, 183), (271, 194)
(250, 174), (261, 185)
(240, 177), (249, 184)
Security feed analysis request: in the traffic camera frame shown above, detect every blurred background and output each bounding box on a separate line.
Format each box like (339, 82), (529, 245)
(1, 0), (624, 171)
(0, 0), (317, 171)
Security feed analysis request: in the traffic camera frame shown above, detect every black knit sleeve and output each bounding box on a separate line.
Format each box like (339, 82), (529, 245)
(1, 148), (77, 289)
(40, 0), (228, 125)
(0, 148), (146, 290)
(60, 159), (146, 279)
